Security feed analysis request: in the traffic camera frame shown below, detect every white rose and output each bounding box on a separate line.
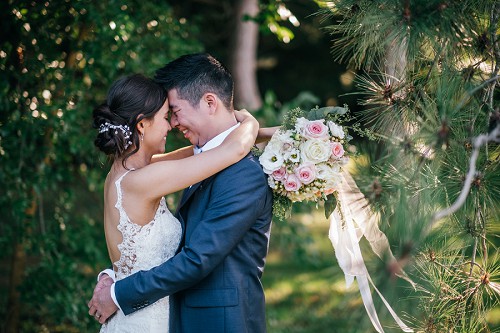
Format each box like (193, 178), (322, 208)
(315, 163), (331, 179)
(315, 163), (342, 190)
(328, 121), (345, 139)
(324, 173), (342, 189)
(300, 139), (331, 164)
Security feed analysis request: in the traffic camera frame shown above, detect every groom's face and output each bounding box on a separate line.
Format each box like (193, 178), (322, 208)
(168, 89), (208, 147)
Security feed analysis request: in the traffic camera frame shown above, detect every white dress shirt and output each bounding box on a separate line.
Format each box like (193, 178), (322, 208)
(193, 122), (240, 154)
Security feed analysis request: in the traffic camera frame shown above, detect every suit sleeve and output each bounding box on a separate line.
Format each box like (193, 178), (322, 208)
(115, 157), (271, 315)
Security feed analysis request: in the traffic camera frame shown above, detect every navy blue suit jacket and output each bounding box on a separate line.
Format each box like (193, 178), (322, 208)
(115, 152), (273, 332)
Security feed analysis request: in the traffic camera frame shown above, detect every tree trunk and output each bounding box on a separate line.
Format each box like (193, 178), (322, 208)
(5, 241), (26, 333)
(384, 34), (410, 138)
(229, 0), (262, 110)
(384, 36), (407, 89)
(5, 194), (36, 333)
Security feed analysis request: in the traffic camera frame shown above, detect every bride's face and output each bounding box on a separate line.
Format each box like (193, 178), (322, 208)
(143, 100), (171, 154)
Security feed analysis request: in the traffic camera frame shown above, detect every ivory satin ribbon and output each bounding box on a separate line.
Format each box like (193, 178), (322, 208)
(328, 172), (414, 333)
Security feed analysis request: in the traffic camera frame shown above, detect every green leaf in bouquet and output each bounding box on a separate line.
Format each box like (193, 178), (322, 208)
(272, 194), (293, 222)
(282, 107), (307, 130)
(307, 106), (348, 121)
(324, 193), (337, 219)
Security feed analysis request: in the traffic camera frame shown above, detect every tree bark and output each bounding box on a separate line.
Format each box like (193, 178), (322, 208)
(5, 241), (26, 333)
(229, 0), (262, 110)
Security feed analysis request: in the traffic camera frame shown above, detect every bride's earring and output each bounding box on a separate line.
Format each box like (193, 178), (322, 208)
(141, 132), (144, 141)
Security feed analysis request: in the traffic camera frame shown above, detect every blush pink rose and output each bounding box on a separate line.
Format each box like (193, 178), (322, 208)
(303, 120), (329, 139)
(295, 164), (316, 185)
(272, 167), (287, 181)
(331, 142), (345, 158)
(284, 174), (302, 192)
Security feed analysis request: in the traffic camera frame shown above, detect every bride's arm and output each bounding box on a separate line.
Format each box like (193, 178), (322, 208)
(129, 110), (259, 200)
(151, 146), (193, 163)
(151, 110), (274, 163)
(256, 126), (279, 143)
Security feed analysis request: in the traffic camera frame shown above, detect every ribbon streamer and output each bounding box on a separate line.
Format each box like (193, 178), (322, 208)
(328, 172), (414, 333)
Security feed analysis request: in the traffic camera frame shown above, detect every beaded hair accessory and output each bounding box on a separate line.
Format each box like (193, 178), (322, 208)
(99, 122), (133, 149)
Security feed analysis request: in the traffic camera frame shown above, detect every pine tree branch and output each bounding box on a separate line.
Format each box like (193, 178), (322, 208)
(470, 235), (478, 276)
(455, 75), (500, 111)
(423, 41), (447, 85)
(431, 124), (500, 224)
(489, 1), (500, 109)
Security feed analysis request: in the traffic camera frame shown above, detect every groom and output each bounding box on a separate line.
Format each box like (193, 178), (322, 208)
(88, 53), (273, 332)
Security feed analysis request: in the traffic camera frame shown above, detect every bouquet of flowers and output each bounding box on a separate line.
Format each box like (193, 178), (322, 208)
(258, 106), (414, 333)
(259, 105), (352, 219)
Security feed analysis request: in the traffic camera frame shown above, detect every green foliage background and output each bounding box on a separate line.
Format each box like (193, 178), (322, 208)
(321, 0), (500, 332)
(1, 0), (499, 333)
(0, 1), (202, 331)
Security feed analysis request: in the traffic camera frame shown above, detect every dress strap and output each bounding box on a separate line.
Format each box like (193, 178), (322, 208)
(114, 170), (133, 213)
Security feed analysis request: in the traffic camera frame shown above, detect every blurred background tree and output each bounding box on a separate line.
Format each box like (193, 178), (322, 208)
(0, 1), (202, 331)
(1, 0), (498, 332)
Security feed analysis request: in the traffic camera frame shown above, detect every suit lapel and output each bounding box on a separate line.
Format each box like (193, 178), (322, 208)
(175, 181), (202, 253)
(178, 181), (203, 211)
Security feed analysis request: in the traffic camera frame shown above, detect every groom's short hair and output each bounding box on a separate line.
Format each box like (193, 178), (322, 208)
(154, 53), (234, 110)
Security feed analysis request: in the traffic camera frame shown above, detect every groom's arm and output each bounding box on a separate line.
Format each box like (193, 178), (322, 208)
(115, 156), (270, 315)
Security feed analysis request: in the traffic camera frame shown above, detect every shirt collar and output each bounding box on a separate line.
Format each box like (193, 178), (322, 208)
(193, 123), (240, 155)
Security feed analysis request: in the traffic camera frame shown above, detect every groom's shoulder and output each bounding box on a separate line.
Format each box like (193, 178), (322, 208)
(219, 152), (266, 178)
(234, 151), (264, 171)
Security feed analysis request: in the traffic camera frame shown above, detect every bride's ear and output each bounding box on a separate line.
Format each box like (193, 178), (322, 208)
(135, 114), (147, 135)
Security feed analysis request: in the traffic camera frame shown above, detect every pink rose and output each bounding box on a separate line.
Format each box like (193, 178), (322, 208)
(295, 164), (316, 184)
(331, 142), (345, 158)
(284, 174), (302, 192)
(303, 120), (329, 139)
(272, 167), (287, 181)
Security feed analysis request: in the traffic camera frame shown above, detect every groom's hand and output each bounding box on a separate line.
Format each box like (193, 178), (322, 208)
(88, 276), (117, 324)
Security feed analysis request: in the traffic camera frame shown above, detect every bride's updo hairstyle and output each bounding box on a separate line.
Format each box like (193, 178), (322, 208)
(93, 74), (167, 165)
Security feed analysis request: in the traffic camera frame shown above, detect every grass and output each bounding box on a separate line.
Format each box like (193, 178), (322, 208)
(263, 211), (500, 333)
(263, 212), (381, 333)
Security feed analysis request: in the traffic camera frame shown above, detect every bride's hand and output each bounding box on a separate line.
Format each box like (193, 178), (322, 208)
(222, 109), (259, 154)
(234, 109), (279, 144)
(234, 109), (252, 123)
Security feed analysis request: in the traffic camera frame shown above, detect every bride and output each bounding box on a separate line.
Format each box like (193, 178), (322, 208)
(90, 73), (264, 332)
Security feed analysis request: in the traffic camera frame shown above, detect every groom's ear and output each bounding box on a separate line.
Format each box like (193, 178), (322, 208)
(203, 93), (217, 115)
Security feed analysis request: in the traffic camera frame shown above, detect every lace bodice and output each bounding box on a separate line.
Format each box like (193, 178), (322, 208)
(113, 170), (182, 280)
(100, 170), (182, 333)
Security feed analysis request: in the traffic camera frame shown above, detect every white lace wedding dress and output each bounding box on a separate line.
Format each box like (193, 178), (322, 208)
(100, 171), (182, 333)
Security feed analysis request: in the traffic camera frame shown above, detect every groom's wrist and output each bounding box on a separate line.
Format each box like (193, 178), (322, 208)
(110, 283), (122, 311)
(97, 268), (116, 282)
